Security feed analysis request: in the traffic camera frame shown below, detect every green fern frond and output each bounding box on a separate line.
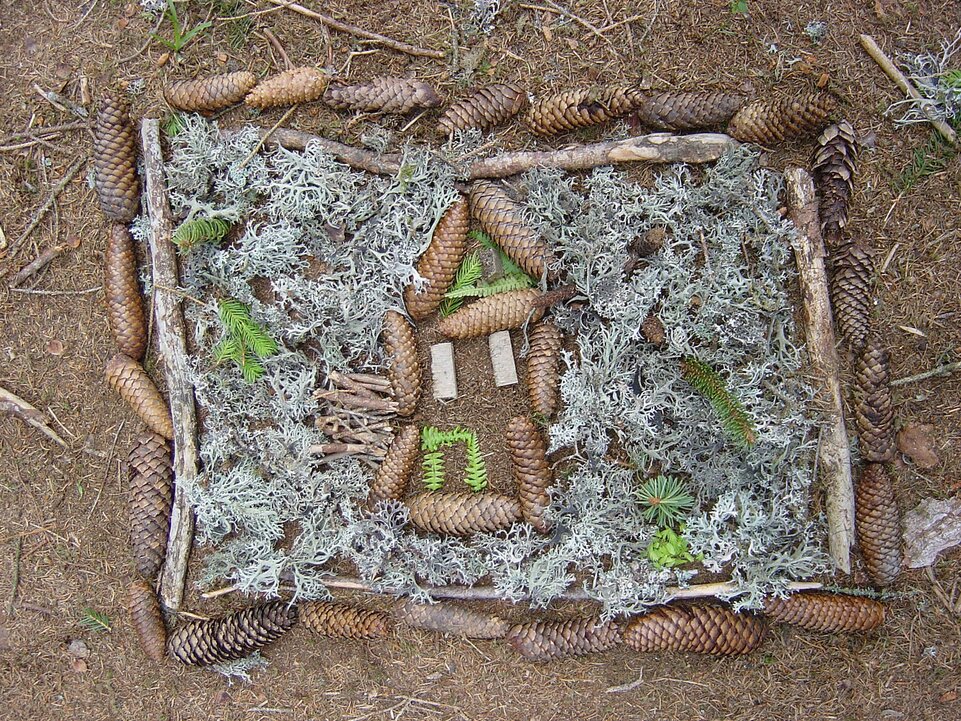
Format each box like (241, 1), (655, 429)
(422, 450), (446, 491)
(462, 434), (488, 492)
(439, 251), (483, 318)
(469, 229), (526, 277)
(172, 217), (231, 252)
(162, 112), (186, 138)
(420, 425), (449, 451)
(444, 272), (534, 300)
(79, 608), (112, 633)
(681, 357), (757, 447)
(636, 475), (695, 527)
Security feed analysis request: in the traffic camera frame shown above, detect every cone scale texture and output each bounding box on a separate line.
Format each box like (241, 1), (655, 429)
(300, 601), (391, 639)
(727, 92), (837, 144)
(763, 591), (885, 633)
(469, 180), (554, 278)
(128, 432), (173, 579)
(393, 599), (510, 639)
(403, 197), (469, 321)
(406, 491), (522, 536)
(507, 616), (623, 661)
(505, 416), (552, 533)
(813, 121), (858, 246)
(623, 605), (766, 656)
(324, 77), (441, 114)
(856, 463), (902, 587)
(855, 338), (895, 463)
(633, 91), (745, 131)
(369, 425), (420, 504)
(245, 67), (328, 109)
(382, 311), (421, 417)
(93, 92), (140, 222)
(438, 84), (528, 135)
(525, 321), (563, 418)
(104, 223), (147, 360)
(831, 240), (874, 352)
(164, 71), (258, 112)
(525, 86), (640, 136)
(435, 289), (545, 339)
(166, 602), (297, 666)
(128, 579), (167, 663)
(105, 353), (174, 439)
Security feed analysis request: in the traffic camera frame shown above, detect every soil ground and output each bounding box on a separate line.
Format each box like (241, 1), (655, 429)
(1, 1), (960, 719)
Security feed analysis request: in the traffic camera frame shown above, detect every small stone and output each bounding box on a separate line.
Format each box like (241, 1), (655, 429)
(67, 639), (90, 658)
(897, 422), (939, 469)
(156, 52), (170, 68)
(46, 340), (65, 356)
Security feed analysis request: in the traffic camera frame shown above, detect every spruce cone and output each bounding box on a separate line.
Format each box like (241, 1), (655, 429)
(641, 314), (666, 347)
(393, 599), (510, 639)
(623, 605), (766, 656)
(167, 601), (297, 666)
(324, 77), (441, 114)
(403, 197), (469, 321)
(469, 180), (554, 278)
(104, 223), (147, 360)
(93, 91), (140, 222)
(245, 67), (328, 109)
(505, 416), (552, 534)
(164, 71), (258, 112)
(727, 92), (837, 144)
(633, 91), (745, 131)
(128, 579), (167, 663)
(763, 591), (885, 633)
(831, 240), (874, 351)
(526, 321), (563, 417)
(406, 491), (522, 536)
(506, 617), (622, 661)
(382, 311), (421, 417)
(300, 602), (391, 639)
(855, 338), (895, 463)
(105, 353), (174, 439)
(813, 121), (858, 246)
(128, 432), (173, 579)
(524, 86), (640, 136)
(437, 83), (528, 135)
(856, 463), (902, 587)
(369, 425), (419, 504)
(436, 289), (545, 339)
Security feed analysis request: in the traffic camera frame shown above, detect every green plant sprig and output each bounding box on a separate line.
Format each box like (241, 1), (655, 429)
(172, 217), (231, 252)
(439, 251), (483, 317)
(419, 425), (488, 491)
(646, 527), (700, 569)
(681, 357), (758, 448)
(636, 474), (696, 527)
(894, 129), (958, 193)
(214, 298), (279, 383)
(151, 0), (212, 54)
(79, 608), (112, 633)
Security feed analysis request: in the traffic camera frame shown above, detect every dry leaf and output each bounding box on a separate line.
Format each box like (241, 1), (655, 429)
(46, 340), (65, 356)
(940, 690), (958, 703)
(70, 657), (88, 673)
(897, 422), (940, 469)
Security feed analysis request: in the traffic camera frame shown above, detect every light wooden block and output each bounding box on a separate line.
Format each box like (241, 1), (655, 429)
(430, 342), (458, 400)
(488, 330), (518, 387)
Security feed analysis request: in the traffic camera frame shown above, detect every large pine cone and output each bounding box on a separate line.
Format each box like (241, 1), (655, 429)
(763, 591), (885, 633)
(633, 91), (745, 131)
(104, 223), (147, 360)
(506, 616), (622, 661)
(369, 425), (419, 504)
(300, 601), (391, 639)
(855, 338), (895, 463)
(164, 71), (258, 112)
(128, 579), (167, 663)
(438, 84), (528, 135)
(382, 311), (421, 417)
(505, 416), (552, 534)
(469, 180), (554, 278)
(105, 353), (174, 439)
(406, 491), (522, 536)
(727, 91), (837, 144)
(524, 86), (640, 136)
(245, 67), (328, 109)
(166, 601), (297, 666)
(813, 121), (858, 246)
(856, 463), (902, 587)
(526, 321), (563, 417)
(128, 432), (173, 579)
(324, 77), (441, 114)
(403, 197), (469, 321)
(831, 239), (874, 351)
(393, 599), (510, 639)
(435, 289), (545, 339)
(623, 605), (766, 656)
(93, 91), (140, 222)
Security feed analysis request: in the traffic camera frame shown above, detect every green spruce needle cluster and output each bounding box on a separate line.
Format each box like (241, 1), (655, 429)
(420, 426), (488, 491)
(214, 298), (279, 383)
(636, 474), (696, 527)
(151, 0), (212, 54)
(79, 607), (112, 633)
(439, 251), (483, 317)
(172, 217), (232, 252)
(681, 357), (757, 448)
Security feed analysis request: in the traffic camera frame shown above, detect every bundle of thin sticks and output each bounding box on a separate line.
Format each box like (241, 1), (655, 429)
(311, 371), (396, 465)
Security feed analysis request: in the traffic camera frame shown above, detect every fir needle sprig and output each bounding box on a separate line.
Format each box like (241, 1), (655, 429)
(680, 357), (758, 448)
(214, 298), (279, 383)
(636, 475), (696, 527)
(172, 217), (231, 252)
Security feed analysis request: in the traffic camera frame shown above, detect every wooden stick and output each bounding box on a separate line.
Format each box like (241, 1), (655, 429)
(259, 127), (402, 175)
(785, 167), (855, 574)
(859, 34), (959, 147)
(32, 83), (88, 119)
(0, 386), (68, 448)
(345, 373), (392, 389)
(308, 442), (386, 457)
(891, 360), (961, 387)
(141, 119), (199, 612)
(7, 242), (69, 288)
(5, 157), (85, 260)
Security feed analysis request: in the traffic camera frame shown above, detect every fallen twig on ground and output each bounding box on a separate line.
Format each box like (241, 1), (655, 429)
(7, 242), (72, 288)
(32, 83), (88, 119)
(0, 386), (68, 448)
(891, 360), (961, 386)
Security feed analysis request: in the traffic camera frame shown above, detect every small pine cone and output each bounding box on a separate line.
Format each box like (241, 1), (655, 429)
(633, 91), (745, 131)
(727, 91), (838, 144)
(623, 605), (766, 656)
(813, 121), (858, 246)
(855, 338), (895, 463)
(403, 197), (469, 320)
(641, 314), (666, 347)
(406, 491), (522, 536)
(104, 223), (147, 360)
(856, 463), (903, 587)
(324, 77), (442, 114)
(437, 83), (528, 135)
(831, 240), (874, 351)
(436, 289), (546, 339)
(393, 599), (510, 639)
(763, 591), (885, 633)
(128, 579), (167, 663)
(526, 321), (563, 418)
(506, 617), (622, 661)
(245, 67), (328, 109)
(300, 602), (391, 639)
(369, 425), (419, 504)
(505, 416), (552, 533)
(382, 311), (421, 417)
(167, 601), (297, 666)
(128, 432), (173, 579)
(164, 71), (258, 112)
(524, 86), (641, 136)
(469, 180), (554, 278)
(105, 353), (174, 439)
(93, 91), (140, 222)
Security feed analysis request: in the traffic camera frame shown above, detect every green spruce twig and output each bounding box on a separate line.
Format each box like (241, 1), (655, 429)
(636, 475), (695, 527)
(894, 129), (957, 192)
(172, 217), (231, 252)
(214, 298), (279, 383)
(681, 357), (757, 447)
(79, 608), (112, 633)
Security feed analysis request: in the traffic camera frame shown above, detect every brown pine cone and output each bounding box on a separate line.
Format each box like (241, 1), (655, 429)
(641, 314), (666, 347)
(105, 223), (147, 360)
(324, 77), (441, 114)
(437, 83), (528, 135)
(813, 121), (858, 246)
(831, 239), (874, 351)
(128, 579), (167, 663)
(855, 337), (895, 463)
(105, 353), (174, 439)
(300, 601), (391, 639)
(393, 599), (510, 639)
(245, 67), (328, 109)
(436, 289), (545, 339)
(506, 616), (622, 661)
(525, 86), (641, 136)
(856, 463), (902, 587)
(505, 416), (552, 534)
(167, 601), (297, 666)
(369, 425), (419, 504)
(164, 71), (258, 112)
(727, 91), (837, 144)
(525, 321), (563, 418)
(469, 180), (554, 278)
(382, 311), (421, 417)
(623, 605), (766, 656)
(633, 91), (745, 131)
(128, 432), (173, 579)
(406, 491), (522, 536)
(763, 591), (885, 633)
(93, 91), (140, 222)
(403, 197), (469, 321)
